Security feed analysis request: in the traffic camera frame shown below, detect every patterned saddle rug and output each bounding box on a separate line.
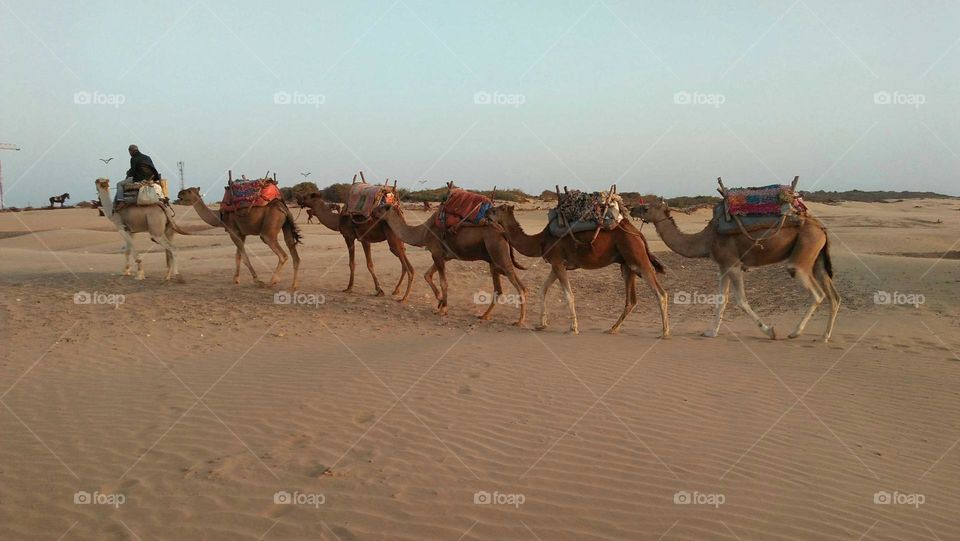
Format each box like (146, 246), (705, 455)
(220, 179), (282, 213)
(548, 190), (624, 237)
(345, 183), (396, 218)
(436, 189), (492, 229)
(716, 184), (808, 235)
(724, 184), (799, 216)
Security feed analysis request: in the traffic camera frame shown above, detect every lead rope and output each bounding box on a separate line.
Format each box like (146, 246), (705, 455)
(733, 214), (788, 249)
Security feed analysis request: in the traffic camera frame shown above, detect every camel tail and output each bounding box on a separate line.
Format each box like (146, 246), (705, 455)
(169, 218), (191, 236)
(819, 235), (833, 278)
(282, 203), (303, 245)
(509, 244), (527, 271)
(647, 244), (665, 274)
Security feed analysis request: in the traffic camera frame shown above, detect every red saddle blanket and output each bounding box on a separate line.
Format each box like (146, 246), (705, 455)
(724, 184), (799, 216)
(435, 189), (492, 229)
(220, 180), (281, 212)
(345, 183), (395, 217)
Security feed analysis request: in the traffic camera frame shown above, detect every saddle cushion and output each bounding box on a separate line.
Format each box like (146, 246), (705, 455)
(220, 180), (281, 213)
(714, 202), (805, 235)
(436, 189), (492, 229)
(724, 184), (796, 216)
(549, 190), (624, 236)
(345, 183), (395, 218)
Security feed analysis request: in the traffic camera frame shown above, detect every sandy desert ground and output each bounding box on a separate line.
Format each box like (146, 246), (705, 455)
(0, 197), (958, 540)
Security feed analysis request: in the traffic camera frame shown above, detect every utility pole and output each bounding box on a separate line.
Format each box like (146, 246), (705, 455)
(0, 143), (21, 210)
(177, 161), (185, 191)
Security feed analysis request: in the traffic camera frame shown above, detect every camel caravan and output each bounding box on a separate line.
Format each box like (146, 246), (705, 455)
(93, 171), (839, 341)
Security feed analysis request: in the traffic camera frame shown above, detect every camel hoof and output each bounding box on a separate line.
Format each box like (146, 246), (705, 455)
(605, 328), (620, 335)
(701, 330), (718, 338)
(788, 332), (801, 339)
(512, 321), (524, 328)
(477, 314), (492, 321)
(660, 333), (671, 339)
(135, 274), (145, 281)
(173, 275), (186, 284)
(233, 278), (241, 285)
(374, 290), (385, 297)
(343, 287), (353, 293)
(567, 328), (579, 335)
(764, 327), (777, 339)
(534, 324), (548, 331)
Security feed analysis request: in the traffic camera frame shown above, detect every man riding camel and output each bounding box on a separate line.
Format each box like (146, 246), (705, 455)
(115, 144), (161, 203)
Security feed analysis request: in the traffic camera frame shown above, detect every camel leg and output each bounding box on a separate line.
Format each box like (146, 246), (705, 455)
(343, 237), (356, 292)
(424, 263), (441, 302)
(478, 264), (502, 321)
(118, 230), (138, 278)
(535, 269), (558, 331)
(282, 226), (301, 291)
(788, 266), (826, 339)
(554, 267), (578, 334)
(502, 268), (526, 327)
(729, 267), (776, 339)
(361, 241), (384, 296)
(261, 233), (288, 287)
(231, 233), (261, 285)
(607, 265), (638, 335)
(153, 232), (181, 282)
(703, 272), (732, 337)
(389, 237), (415, 303)
(637, 264), (669, 338)
(818, 267), (841, 342)
(434, 257), (448, 317)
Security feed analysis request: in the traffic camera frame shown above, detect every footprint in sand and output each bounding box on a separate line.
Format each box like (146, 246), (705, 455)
(458, 384), (471, 395)
(353, 411), (375, 424)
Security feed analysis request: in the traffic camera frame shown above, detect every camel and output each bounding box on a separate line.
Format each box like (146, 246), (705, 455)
(94, 178), (186, 281)
(630, 198), (840, 341)
(486, 205), (669, 336)
(371, 204), (527, 325)
(177, 187), (301, 289)
(297, 192), (415, 302)
(49, 193), (69, 208)
(305, 203), (341, 224)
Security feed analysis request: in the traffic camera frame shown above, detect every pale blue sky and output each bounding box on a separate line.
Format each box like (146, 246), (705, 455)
(1, 0), (958, 206)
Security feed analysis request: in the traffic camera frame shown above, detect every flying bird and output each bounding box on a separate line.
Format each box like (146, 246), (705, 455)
(417, 179), (428, 184)
(100, 158), (114, 165)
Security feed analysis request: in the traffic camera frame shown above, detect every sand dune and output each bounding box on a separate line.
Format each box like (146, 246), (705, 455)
(1, 199), (959, 540)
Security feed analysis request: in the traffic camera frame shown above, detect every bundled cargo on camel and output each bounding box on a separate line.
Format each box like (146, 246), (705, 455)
(344, 172), (398, 221)
(220, 172), (282, 213)
(548, 185), (626, 238)
(435, 183), (493, 231)
(115, 179), (170, 207)
(714, 176), (808, 237)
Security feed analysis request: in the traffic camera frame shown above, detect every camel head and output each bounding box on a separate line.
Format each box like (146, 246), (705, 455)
(630, 197), (670, 223)
(177, 186), (203, 204)
(297, 191), (324, 208)
(95, 178), (111, 191)
(486, 204), (518, 228)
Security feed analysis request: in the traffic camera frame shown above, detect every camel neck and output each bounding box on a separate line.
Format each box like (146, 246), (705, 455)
(653, 216), (714, 258)
(385, 210), (428, 247)
(308, 200), (342, 231)
(504, 219), (544, 257)
(189, 198), (224, 228)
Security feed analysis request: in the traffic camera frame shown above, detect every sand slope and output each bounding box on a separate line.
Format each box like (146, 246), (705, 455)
(1, 199), (958, 540)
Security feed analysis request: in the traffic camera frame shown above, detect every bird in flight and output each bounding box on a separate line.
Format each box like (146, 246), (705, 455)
(100, 158), (114, 165)
(417, 179), (428, 185)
